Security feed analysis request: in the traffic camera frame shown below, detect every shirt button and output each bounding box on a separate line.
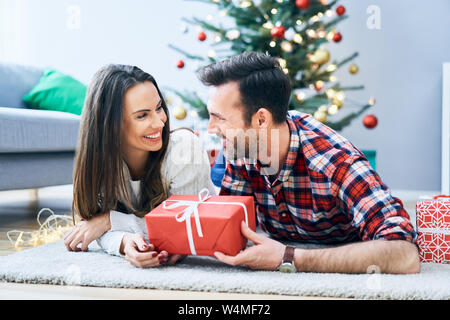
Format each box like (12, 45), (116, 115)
(290, 232), (296, 237)
(281, 213), (287, 218)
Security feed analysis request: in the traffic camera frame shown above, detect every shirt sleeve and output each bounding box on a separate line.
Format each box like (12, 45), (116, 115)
(109, 210), (148, 237)
(164, 130), (216, 196)
(96, 210), (148, 257)
(331, 156), (417, 244)
(96, 231), (129, 257)
(219, 160), (254, 196)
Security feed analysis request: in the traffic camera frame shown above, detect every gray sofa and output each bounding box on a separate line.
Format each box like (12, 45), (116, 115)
(0, 62), (80, 191)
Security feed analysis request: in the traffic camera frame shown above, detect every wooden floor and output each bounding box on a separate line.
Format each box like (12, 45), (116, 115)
(0, 185), (325, 300)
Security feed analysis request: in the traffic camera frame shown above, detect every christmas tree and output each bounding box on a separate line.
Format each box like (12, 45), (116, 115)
(169, 0), (376, 131)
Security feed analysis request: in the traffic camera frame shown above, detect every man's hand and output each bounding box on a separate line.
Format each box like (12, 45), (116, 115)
(64, 212), (111, 252)
(214, 221), (285, 270)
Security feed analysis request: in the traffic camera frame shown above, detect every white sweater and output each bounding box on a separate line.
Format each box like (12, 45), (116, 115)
(96, 129), (217, 256)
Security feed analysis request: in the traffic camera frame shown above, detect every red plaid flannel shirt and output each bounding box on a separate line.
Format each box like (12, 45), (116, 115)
(220, 111), (417, 244)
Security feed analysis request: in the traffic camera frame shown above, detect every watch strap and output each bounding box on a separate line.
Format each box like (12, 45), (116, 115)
(282, 245), (295, 264)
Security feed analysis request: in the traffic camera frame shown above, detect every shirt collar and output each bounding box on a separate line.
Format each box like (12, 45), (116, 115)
(277, 113), (300, 182)
(252, 113), (300, 183)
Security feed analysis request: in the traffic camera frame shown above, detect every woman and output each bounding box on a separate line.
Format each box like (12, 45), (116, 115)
(63, 64), (215, 268)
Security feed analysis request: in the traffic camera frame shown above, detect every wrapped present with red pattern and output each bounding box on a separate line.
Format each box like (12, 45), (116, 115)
(416, 195), (450, 263)
(145, 188), (256, 257)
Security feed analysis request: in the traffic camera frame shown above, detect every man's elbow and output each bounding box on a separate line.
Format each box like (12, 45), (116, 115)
(402, 241), (421, 274)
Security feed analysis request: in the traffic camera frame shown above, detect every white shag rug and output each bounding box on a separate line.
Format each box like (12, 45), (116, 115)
(0, 240), (449, 300)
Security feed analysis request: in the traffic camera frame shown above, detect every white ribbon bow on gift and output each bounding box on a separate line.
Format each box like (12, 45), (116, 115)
(161, 188), (249, 255)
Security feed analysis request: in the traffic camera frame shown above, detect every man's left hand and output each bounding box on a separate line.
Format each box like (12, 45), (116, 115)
(213, 221), (285, 270)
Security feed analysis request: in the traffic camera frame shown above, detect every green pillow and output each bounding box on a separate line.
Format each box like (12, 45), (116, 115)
(23, 68), (87, 115)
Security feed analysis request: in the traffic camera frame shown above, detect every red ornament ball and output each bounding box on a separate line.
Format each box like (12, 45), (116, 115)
(336, 5), (346, 16)
(363, 114), (378, 129)
(176, 60), (185, 69)
(332, 32), (342, 42)
(271, 26), (286, 40)
(296, 0), (310, 10)
(197, 32), (207, 41)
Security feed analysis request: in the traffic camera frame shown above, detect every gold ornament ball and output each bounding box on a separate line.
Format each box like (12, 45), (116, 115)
(173, 106), (187, 120)
(313, 110), (327, 123)
(349, 64), (359, 74)
(310, 49), (330, 65)
(332, 97), (343, 108)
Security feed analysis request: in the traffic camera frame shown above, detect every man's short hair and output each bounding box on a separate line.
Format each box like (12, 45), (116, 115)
(197, 52), (292, 125)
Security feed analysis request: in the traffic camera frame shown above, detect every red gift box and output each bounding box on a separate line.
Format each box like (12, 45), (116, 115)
(416, 195), (450, 263)
(145, 189), (256, 257)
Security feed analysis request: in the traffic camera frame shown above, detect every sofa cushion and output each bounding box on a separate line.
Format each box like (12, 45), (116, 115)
(0, 62), (43, 109)
(0, 152), (75, 191)
(0, 107), (80, 153)
(23, 68), (87, 115)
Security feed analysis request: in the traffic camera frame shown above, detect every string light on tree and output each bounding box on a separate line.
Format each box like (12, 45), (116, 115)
(295, 91), (306, 102)
(240, 0), (252, 8)
(328, 104), (339, 115)
(225, 29), (240, 40)
(326, 30), (335, 41)
(325, 9), (334, 17)
(306, 29), (317, 38)
(263, 21), (274, 29)
(281, 41), (293, 52)
(293, 33), (303, 44)
(317, 30), (327, 38)
(326, 88), (336, 99)
(208, 50), (216, 58)
(326, 64), (337, 72)
(314, 80), (324, 92)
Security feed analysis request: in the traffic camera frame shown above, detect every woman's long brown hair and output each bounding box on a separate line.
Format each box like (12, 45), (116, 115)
(72, 64), (171, 221)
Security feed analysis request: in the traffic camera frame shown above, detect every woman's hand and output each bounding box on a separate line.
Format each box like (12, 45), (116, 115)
(120, 233), (168, 268)
(120, 234), (187, 268)
(64, 212), (111, 252)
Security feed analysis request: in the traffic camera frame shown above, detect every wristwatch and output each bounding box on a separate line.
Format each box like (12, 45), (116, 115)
(278, 245), (297, 273)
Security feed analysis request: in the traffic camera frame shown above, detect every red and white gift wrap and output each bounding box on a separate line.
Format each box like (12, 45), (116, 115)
(145, 189), (256, 257)
(416, 195), (450, 263)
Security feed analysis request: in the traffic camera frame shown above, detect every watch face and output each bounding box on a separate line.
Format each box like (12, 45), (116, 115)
(279, 263), (296, 273)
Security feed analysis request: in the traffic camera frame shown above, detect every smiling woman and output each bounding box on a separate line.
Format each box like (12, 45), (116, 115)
(72, 65), (172, 220)
(121, 81), (167, 179)
(65, 64), (215, 268)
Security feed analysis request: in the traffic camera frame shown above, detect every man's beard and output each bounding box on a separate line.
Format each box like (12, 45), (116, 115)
(219, 130), (259, 161)
(218, 129), (281, 175)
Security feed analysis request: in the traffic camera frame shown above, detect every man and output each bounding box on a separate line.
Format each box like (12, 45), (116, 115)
(198, 52), (420, 274)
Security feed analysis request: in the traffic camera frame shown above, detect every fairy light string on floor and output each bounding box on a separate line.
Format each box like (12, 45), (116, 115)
(7, 208), (74, 249)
